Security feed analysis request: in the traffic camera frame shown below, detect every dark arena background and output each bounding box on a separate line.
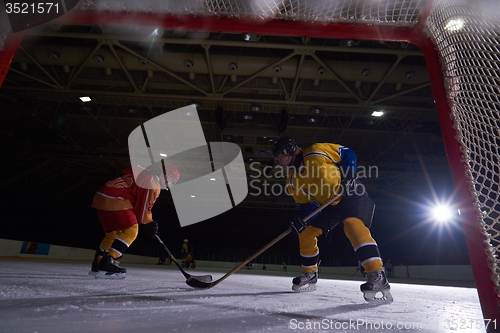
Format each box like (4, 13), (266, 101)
(1, 0), (500, 328)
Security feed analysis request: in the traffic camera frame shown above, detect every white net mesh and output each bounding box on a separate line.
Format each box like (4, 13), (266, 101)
(427, 0), (500, 296)
(77, 0), (423, 25)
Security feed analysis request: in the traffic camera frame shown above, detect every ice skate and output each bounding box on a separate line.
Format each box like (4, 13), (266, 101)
(89, 249), (104, 276)
(292, 270), (318, 292)
(360, 268), (393, 302)
(88, 259), (99, 276)
(95, 255), (126, 279)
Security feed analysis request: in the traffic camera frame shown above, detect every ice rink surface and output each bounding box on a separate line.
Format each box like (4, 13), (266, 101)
(0, 259), (487, 333)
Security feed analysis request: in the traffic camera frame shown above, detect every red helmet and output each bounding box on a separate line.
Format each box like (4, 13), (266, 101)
(164, 164), (180, 187)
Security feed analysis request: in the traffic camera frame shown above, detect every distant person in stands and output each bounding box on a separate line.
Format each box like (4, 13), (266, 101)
(283, 262), (287, 272)
(181, 239), (189, 268)
(89, 164), (180, 278)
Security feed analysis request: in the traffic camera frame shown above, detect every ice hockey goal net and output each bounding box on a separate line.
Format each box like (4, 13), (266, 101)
(1, 0), (499, 326)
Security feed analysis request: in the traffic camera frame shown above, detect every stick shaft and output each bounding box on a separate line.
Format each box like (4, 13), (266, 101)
(155, 234), (191, 279)
(207, 193), (342, 288)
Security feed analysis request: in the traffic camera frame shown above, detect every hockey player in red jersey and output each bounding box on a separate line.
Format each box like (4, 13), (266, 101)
(89, 164), (180, 278)
(272, 137), (392, 301)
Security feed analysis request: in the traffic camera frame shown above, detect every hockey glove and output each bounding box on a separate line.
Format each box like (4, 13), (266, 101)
(144, 221), (159, 238)
(290, 216), (309, 234)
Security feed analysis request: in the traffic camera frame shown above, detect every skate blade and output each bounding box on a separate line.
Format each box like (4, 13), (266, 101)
(95, 271), (126, 279)
(292, 283), (317, 292)
(88, 271), (98, 276)
(363, 288), (393, 302)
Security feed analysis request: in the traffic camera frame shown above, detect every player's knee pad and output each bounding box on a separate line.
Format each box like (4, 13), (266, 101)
(298, 225), (323, 257)
(100, 231), (119, 252)
(117, 223), (139, 245)
(343, 217), (376, 247)
(109, 224), (138, 258)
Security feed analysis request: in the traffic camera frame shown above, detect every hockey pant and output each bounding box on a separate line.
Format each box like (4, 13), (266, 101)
(95, 209), (139, 261)
(298, 217), (383, 274)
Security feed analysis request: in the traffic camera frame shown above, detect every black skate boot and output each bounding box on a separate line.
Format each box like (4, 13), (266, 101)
(95, 255), (127, 279)
(292, 270), (318, 292)
(360, 268), (393, 302)
(89, 248), (106, 276)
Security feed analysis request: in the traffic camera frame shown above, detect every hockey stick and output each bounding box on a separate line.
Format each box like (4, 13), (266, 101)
(186, 193), (342, 289)
(155, 234), (212, 283)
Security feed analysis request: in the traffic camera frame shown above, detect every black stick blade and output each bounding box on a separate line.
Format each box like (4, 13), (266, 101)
(186, 277), (213, 289)
(192, 274), (213, 283)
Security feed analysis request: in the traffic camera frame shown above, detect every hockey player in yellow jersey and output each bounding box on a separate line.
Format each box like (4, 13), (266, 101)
(272, 137), (392, 302)
(181, 239), (189, 267)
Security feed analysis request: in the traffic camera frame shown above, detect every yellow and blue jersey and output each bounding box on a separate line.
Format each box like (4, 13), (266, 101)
(286, 143), (356, 207)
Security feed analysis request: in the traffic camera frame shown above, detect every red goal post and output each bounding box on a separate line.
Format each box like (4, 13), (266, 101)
(1, 0), (499, 326)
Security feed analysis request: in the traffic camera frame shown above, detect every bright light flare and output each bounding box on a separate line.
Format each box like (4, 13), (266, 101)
(431, 204), (454, 223)
(445, 18), (465, 32)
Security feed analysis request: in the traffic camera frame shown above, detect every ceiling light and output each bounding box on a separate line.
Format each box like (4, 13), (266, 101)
(243, 115), (253, 120)
(250, 105), (262, 112)
(243, 33), (258, 41)
(49, 52), (59, 60)
(79, 96), (91, 102)
(229, 63), (238, 71)
(94, 55), (104, 63)
(339, 39), (355, 47)
(160, 153), (168, 157)
(372, 111), (384, 117)
(209, 178), (216, 181)
(311, 107), (321, 114)
(190, 195), (196, 198)
(307, 118), (317, 123)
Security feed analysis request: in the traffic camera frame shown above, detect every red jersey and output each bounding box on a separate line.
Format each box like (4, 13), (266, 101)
(91, 166), (161, 224)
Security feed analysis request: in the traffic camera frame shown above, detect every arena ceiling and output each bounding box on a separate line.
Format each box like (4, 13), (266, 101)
(0, 20), (451, 216)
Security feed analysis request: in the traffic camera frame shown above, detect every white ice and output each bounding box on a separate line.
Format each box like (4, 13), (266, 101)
(0, 259), (486, 333)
